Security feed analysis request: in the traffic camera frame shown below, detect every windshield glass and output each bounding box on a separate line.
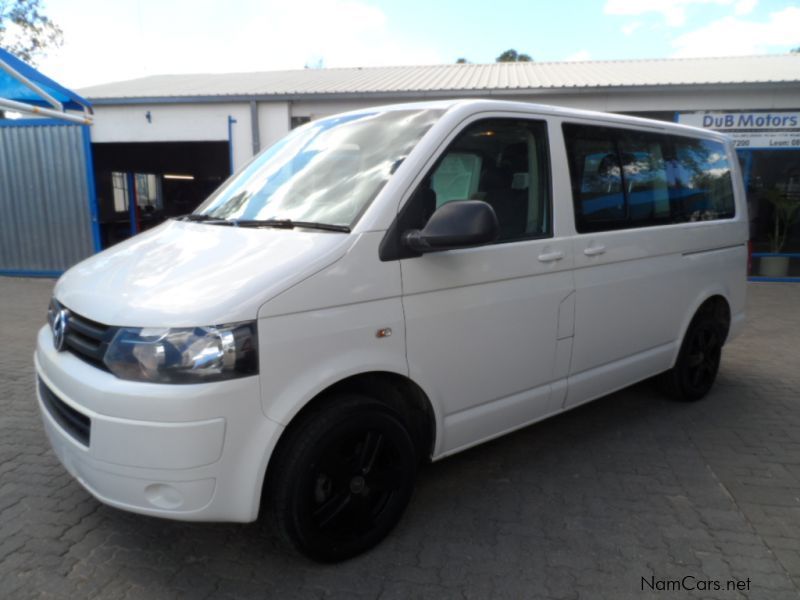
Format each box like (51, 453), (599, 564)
(195, 108), (443, 228)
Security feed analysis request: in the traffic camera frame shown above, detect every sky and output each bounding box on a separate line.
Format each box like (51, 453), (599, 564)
(25, 0), (800, 89)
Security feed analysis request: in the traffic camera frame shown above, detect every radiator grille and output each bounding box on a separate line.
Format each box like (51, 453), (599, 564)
(38, 379), (91, 446)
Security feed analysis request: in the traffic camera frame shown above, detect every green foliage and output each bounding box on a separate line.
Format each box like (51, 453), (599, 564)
(455, 57), (469, 64)
(764, 187), (800, 253)
(496, 49), (533, 62)
(0, 0), (63, 65)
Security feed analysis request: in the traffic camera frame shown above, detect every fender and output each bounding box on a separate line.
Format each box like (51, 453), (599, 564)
(670, 286), (732, 368)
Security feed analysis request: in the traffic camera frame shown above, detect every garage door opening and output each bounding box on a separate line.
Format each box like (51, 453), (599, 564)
(92, 141), (230, 247)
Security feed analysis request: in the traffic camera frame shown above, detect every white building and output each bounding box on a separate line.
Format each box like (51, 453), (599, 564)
(79, 54), (800, 265)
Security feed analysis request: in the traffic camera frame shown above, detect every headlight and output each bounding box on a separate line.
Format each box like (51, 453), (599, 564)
(103, 322), (258, 383)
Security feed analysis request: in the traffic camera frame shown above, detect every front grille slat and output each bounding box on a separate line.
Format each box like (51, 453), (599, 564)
(58, 305), (116, 372)
(67, 315), (109, 340)
(38, 379), (91, 446)
(65, 332), (105, 360)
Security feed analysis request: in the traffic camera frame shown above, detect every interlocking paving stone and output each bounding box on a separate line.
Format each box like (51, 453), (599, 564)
(1, 277), (799, 598)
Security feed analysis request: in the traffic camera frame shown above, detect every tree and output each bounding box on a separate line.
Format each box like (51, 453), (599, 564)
(304, 56), (325, 69)
(496, 49), (532, 62)
(792, 46), (800, 53)
(763, 187), (800, 253)
(0, 0), (63, 65)
(455, 57), (469, 64)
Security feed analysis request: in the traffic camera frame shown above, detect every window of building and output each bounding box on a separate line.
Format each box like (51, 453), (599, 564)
(111, 172), (129, 213)
(134, 173), (162, 213)
(290, 116), (311, 129)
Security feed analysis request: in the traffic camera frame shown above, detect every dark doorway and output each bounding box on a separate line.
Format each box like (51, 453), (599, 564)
(744, 149), (800, 252)
(92, 141), (230, 247)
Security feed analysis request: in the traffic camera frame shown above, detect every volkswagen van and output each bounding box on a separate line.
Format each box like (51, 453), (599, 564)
(35, 100), (747, 561)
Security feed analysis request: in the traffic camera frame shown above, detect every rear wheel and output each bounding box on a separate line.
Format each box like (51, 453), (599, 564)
(268, 394), (417, 562)
(661, 309), (726, 401)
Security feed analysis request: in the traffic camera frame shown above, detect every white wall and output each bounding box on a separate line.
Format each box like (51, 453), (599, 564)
(89, 84), (799, 173)
(511, 85), (800, 113)
(291, 99), (402, 119)
(91, 103), (253, 171)
(258, 102), (290, 152)
(290, 85), (800, 119)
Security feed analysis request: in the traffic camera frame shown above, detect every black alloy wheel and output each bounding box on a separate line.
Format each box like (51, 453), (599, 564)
(684, 322), (722, 391)
(662, 310), (725, 401)
(269, 395), (417, 562)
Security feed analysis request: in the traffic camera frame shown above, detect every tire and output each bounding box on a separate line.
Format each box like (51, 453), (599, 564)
(268, 394), (417, 562)
(661, 308), (726, 402)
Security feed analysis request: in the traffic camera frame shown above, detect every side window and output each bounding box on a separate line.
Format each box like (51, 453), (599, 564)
(618, 132), (670, 224)
(673, 138), (735, 221)
(563, 126), (625, 231)
(564, 123), (735, 233)
(409, 118), (551, 242)
(431, 153), (482, 207)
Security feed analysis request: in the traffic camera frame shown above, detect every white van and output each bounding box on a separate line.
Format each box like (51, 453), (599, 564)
(35, 100), (747, 561)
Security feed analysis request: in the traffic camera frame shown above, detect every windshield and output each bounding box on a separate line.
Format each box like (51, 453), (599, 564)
(195, 108), (443, 228)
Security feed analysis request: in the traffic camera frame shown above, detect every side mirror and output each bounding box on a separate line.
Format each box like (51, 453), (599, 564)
(402, 200), (499, 253)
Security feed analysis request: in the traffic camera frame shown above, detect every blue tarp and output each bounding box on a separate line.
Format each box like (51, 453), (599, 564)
(0, 47), (92, 113)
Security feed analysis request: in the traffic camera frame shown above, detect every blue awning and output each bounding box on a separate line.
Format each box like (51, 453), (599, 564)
(0, 48), (92, 113)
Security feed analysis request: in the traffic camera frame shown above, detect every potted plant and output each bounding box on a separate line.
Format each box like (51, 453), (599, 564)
(759, 188), (800, 277)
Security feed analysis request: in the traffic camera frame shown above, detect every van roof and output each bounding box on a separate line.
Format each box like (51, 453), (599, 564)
(336, 99), (731, 142)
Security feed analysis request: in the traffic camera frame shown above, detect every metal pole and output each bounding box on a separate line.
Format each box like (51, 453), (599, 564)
(227, 115), (237, 175)
(0, 57), (64, 112)
(81, 126), (103, 252)
(126, 172), (138, 236)
(0, 98), (92, 125)
(250, 100), (260, 155)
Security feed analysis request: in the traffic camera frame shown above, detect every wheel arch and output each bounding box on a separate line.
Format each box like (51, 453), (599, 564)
(259, 370), (438, 513)
(671, 291), (732, 367)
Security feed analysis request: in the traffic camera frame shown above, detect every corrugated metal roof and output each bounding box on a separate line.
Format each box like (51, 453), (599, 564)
(79, 54), (800, 101)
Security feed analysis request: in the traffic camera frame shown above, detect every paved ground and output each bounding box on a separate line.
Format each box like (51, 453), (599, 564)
(1, 278), (800, 599)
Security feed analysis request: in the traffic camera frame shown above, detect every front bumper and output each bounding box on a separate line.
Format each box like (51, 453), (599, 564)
(35, 325), (284, 522)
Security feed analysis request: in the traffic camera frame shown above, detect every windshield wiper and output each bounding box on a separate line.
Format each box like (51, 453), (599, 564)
(176, 215), (350, 232)
(230, 219), (351, 233)
(175, 214), (234, 225)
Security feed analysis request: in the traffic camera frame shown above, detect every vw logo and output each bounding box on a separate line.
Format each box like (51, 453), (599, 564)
(52, 309), (69, 351)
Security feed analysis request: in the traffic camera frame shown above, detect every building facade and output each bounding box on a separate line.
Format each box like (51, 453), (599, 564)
(77, 54), (800, 276)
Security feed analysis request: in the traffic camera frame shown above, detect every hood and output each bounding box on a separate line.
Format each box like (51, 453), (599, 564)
(55, 220), (353, 327)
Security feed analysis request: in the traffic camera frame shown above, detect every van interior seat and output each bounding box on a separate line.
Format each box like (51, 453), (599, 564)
(478, 145), (530, 240)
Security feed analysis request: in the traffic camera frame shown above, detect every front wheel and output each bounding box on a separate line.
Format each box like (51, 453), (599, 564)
(268, 394), (417, 562)
(661, 310), (725, 401)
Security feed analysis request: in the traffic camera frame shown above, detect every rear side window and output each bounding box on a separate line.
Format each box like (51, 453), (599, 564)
(672, 139), (736, 223)
(618, 132), (671, 225)
(563, 123), (735, 233)
(564, 129), (625, 228)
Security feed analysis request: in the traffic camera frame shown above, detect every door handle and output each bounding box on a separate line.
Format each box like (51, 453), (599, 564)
(538, 251), (564, 263)
(583, 245), (606, 256)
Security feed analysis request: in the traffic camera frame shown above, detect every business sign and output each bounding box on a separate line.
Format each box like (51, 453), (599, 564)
(677, 111), (800, 150)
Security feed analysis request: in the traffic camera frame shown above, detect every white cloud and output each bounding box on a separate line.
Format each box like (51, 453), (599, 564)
(734, 0), (758, 16)
(671, 6), (800, 56)
(564, 50), (592, 61)
(604, 0), (753, 27)
(35, 0), (443, 88)
(621, 21), (642, 35)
